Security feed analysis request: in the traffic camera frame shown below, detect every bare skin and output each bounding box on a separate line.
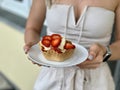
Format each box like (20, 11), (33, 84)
(24, 0), (120, 69)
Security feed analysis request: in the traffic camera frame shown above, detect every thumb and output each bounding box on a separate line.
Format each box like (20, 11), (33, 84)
(23, 44), (32, 54)
(88, 44), (99, 60)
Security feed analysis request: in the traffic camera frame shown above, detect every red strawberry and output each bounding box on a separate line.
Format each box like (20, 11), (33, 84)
(64, 43), (75, 49)
(43, 35), (52, 41)
(41, 39), (51, 47)
(51, 38), (61, 47)
(51, 34), (61, 40)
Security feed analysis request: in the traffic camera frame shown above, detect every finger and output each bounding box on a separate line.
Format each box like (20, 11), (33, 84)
(78, 63), (100, 69)
(79, 55), (103, 66)
(32, 61), (36, 64)
(27, 56), (31, 60)
(88, 54), (103, 64)
(27, 56), (36, 64)
(88, 44), (100, 60)
(79, 59), (92, 65)
(32, 61), (42, 66)
(88, 55), (94, 60)
(28, 57), (41, 66)
(94, 54), (103, 63)
(23, 45), (31, 54)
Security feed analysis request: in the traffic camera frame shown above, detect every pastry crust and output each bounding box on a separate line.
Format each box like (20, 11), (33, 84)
(41, 49), (75, 62)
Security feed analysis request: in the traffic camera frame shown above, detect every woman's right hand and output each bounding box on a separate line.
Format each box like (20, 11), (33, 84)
(23, 43), (41, 66)
(23, 43), (33, 54)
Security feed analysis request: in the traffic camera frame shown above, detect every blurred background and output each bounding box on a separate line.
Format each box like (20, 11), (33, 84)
(0, 0), (120, 90)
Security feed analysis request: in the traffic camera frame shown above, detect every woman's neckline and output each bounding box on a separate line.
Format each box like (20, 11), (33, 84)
(50, 4), (115, 26)
(51, 4), (115, 14)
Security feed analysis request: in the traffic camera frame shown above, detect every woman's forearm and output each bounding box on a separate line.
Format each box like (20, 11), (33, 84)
(109, 40), (120, 61)
(24, 29), (40, 46)
(24, 0), (46, 46)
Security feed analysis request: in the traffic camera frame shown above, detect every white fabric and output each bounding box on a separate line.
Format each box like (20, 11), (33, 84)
(46, 5), (115, 49)
(34, 66), (84, 90)
(34, 5), (115, 90)
(34, 63), (114, 90)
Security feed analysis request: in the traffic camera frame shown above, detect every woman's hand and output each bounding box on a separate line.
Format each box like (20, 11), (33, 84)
(23, 43), (41, 66)
(77, 43), (107, 69)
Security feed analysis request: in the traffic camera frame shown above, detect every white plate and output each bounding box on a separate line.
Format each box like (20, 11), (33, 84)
(28, 43), (88, 67)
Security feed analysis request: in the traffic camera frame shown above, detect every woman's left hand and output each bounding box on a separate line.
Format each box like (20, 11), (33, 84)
(77, 43), (107, 69)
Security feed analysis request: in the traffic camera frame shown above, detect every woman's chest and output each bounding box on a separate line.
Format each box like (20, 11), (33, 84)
(52, 0), (117, 11)
(46, 5), (115, 38)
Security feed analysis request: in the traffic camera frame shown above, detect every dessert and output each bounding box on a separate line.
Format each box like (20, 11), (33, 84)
(39, 34), (76, 62)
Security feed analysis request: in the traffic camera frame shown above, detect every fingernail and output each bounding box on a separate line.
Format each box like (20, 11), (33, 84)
(88, 55), (94, 60)
(24, 49), (28, 54)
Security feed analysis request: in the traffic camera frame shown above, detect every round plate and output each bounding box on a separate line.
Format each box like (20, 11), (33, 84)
(28, 43), (88, 67)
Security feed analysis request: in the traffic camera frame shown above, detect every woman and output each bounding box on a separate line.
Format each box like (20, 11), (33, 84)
(24, 0), (120, 90)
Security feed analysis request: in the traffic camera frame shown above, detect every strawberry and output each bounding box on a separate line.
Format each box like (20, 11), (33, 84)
(64, 42), (75, 49)
(41, 39), (51, 47)
(51, 38), (61, 47)
(51, 34), (61, 40)
(43, 35), (52, 41)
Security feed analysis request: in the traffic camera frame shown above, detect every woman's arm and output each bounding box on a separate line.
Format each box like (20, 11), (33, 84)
(24, 0), (46, 53)
(78, 2), (120, 69)
(109, 1), (120, 60)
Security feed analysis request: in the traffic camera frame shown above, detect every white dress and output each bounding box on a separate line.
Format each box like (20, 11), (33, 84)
(34, 5), (115, 90)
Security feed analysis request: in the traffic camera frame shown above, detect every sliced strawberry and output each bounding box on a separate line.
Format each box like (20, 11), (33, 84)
(43, 35), (52, 41)
(41, 39), (51, 47)
(64, 43), (75, 49)
(51, 34), (61, 40)
(51, 38), (61, 47)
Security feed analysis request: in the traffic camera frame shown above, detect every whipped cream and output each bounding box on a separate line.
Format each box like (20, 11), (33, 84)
(58, 37), (66, 52)
(39, 41), (51, 50)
